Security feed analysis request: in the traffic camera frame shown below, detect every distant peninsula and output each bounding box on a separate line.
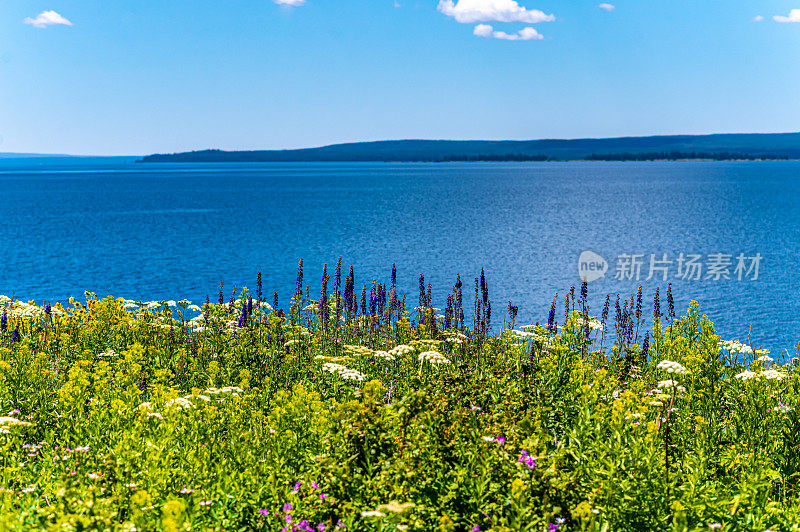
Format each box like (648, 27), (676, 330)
(139, 132), (800, 163)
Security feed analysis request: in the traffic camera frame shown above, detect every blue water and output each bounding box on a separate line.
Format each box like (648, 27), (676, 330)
(1, 158), (798, 353)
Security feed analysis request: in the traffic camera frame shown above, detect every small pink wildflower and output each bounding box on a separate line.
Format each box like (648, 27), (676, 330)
(518, 450), (537, 470)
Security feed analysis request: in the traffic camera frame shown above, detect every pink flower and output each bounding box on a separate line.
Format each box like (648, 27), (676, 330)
(258, 509), (269, 516)
(319, 493), (329, 500)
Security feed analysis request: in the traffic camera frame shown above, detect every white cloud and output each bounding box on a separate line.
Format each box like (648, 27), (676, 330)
(438, 0), (554, 24)
(774, 9), (800, 23)
(273, 0), (306, 5)
(752, 15), (764, 22)
(474, 23), (494, 36)
(23, 10), (73, 28)
(473, 23), (543, 40)
(598, 3), (615, 11)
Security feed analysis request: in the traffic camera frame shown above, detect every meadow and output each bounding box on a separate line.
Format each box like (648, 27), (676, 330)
(0, 260), (798, 532)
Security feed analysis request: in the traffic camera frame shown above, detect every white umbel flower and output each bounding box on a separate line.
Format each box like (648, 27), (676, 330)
(418, 350), (451, 365)
(656, 360), (687, 375)
(762, 369), (787, 381)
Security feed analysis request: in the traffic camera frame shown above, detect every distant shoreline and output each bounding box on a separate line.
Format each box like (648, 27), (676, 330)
(137, 132), (800, 163)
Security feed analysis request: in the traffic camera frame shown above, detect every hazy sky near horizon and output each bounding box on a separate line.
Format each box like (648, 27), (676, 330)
(1, 1), (799, 155)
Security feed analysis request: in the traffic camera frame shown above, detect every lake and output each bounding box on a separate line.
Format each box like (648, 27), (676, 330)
(1, 158), (798, 354)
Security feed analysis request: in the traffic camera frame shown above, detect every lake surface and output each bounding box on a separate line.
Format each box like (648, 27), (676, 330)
(1, 158), (798, 354)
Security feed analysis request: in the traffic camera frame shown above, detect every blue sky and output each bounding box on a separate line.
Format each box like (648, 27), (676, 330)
(1, 0), (799, 155)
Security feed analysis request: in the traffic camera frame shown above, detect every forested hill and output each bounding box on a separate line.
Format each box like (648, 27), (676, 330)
(139, 133), (800, 162)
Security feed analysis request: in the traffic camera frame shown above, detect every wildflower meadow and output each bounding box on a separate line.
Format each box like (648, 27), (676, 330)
(1, 260), (798, 531)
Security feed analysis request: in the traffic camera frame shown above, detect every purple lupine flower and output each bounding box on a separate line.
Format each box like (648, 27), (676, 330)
(12, 326), (20, 343)
(296, 259), (304, 296)
(391, 263), (397, 286)
(614, 295), (621, 330)
(273, 292), (279, 314)
(480, 268), (488, 305)
(455, 274), (463, 320)
(238, 305), (247, 328)
(486, 300), (491, 326)
(641, 331), (650, 359)
(369, 282), (377, 316)
(580, 279), (588, 302)
(653, 287), (661, 319)
(45, 304), (51, 315)
(547, 295), (557, 332)
(334, 256), (342, 292)
(256, 271), (263, 305)
(508, 302), (518, 323)
(319, 264), (329, 321)
(564, 293), (570, 324)
(218, 281), (224, 305)
(0, 310), (6, 333)
(426, 283), (432, 310)
(419, 274), (426, 311)
(636, 284), (643, 321)
(360, 285), (367, 316)
(667, 283), (675, 318)
(248, 296), (253, 317)
(601, 295), (610, 325)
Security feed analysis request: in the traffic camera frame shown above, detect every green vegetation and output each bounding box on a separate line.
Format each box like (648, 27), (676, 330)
(0, 278), (798, 531)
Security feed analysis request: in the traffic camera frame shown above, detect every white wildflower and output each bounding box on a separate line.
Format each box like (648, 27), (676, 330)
(656, 360), (687, 375)
(719, 340), (753, 354)
(340, 369), (366, 381)
(374, 350), (395, 361)
(735, 370), (758, 381)
(418, 350), (451, 365)
(657, 380), (687, 393)
(166, 397), (194, 410)
(388, 344), (414, 356)
(762, 369), (787, 381)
